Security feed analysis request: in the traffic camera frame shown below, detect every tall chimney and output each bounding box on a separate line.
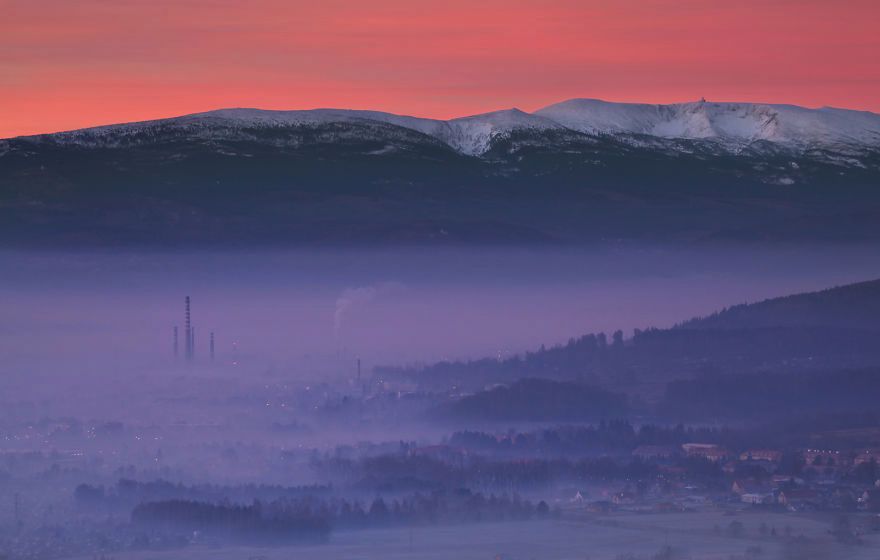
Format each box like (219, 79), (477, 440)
(174, 325), (179, 358)
(210, 332), (215, 362)
(185, 296), (192, 361)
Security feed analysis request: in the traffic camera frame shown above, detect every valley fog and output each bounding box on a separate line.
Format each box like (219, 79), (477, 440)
(3, 244), (880, 377)
(3, 244), (880, 427)
(3, 243), (880, 559)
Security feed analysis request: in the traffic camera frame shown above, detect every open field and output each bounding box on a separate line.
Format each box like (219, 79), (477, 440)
(67, 510), (880, 560)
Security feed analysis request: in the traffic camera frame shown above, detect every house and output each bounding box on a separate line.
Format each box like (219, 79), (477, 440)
(772, 474), (801, 485)
(853, 449), (880, 466)
(831, 487), (859, 509)
(739, 449), (783, 463)
(732, 480), (775, 505)
(741, 492), (774, 505)
(612, 491), (637, 505)
(778, 488), (819, 508)
(632, 445), (679, 460)
(858, 489), (880, 512)
(682, 443), (729, 462)
(803, 449), (850, 470)
(732, 480), (771, 496)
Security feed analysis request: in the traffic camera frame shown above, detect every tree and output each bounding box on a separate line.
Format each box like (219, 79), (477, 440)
(536, 500), (550, 516)
(369, 497), (389, 519)
(727, 520), (745, 538)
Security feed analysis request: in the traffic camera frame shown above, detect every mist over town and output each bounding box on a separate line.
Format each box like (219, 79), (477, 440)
(3, 1), (880, 559)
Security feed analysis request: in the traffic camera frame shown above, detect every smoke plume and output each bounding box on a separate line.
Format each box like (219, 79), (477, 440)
(334, 282), (405, 338)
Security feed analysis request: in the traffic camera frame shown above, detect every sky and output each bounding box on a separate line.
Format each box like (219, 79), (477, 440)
(2, 0), (878, 138)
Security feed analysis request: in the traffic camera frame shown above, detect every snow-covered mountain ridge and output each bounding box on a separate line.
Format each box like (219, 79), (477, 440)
(8, 98), (880, 157)
(536, 99), (880, 148)
(3, 99), (880, 248)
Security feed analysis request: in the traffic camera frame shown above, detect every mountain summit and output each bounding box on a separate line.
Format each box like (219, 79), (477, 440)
(536, 99), (880, 149)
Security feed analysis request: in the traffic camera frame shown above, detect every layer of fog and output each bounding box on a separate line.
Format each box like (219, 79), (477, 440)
(3, 243), (880, 559)
(1, 242), (880, 429)
(4, 243), (880, 373)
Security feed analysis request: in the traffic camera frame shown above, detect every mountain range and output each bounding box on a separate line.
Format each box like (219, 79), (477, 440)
(2, 99), (880, 247)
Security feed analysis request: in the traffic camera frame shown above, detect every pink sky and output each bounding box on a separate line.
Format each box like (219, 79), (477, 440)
(2, 0), (878, 138)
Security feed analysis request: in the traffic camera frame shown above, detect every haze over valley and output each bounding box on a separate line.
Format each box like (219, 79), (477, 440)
(3, 241), (880, 559)
(4, 2), (880, 556)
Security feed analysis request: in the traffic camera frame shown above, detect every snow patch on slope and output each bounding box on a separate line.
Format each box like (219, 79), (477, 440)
(193, 107), (565, 155)
(184, 108), (448, 138)
(441, 109), (566, 155)
(535, 99), (880, 149)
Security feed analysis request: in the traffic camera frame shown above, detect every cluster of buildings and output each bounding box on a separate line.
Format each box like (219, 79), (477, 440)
(628, 443), (880, 513)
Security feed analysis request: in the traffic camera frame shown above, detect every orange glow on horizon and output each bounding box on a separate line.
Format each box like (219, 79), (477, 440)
(2, 0), (878, 138)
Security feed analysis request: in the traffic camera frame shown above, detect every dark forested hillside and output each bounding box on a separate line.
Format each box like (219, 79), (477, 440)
(436, 378), (629, 423)
(379, 278), (880, 394)
(3, 119), (880, 247)
(660, 368), (880, 421)
(677, 278), (880, 330)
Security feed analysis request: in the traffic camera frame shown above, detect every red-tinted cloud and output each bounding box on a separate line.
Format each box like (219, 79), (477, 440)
(2, 0), (878, 138)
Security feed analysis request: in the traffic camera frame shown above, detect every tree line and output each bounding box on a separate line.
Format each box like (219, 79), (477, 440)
(130, 489), (553, 544)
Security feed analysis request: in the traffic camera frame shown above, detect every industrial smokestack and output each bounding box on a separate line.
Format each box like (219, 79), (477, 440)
(210, 332), (215, 362)
(185, 296), (192, 361)
(358, 358), (367, 398)
(174, 325), (179, 358)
